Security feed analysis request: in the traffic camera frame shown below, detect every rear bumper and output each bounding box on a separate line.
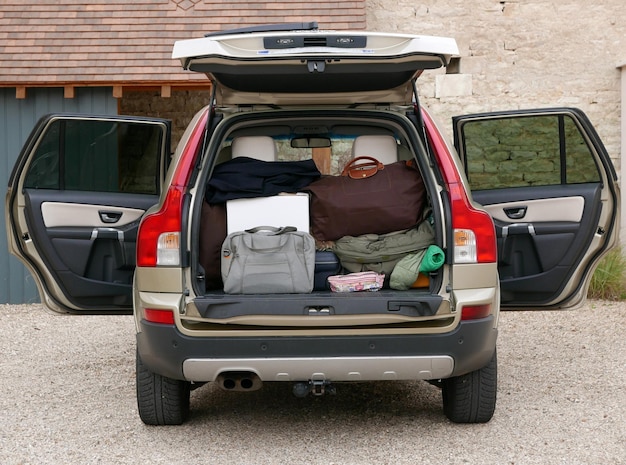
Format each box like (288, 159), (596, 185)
(137, 317), (497, 382)
(183, 355), (456, 382)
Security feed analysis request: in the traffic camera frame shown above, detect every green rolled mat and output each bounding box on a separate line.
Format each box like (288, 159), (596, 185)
(419, 245), (445, 273)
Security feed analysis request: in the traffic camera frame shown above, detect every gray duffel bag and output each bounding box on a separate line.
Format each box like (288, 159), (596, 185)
(221, 226), (315, 294)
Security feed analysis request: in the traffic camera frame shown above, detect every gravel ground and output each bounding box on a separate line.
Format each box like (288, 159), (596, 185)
(0, 301), (624, 465)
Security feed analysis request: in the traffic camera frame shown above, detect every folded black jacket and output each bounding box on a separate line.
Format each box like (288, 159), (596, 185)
(205, 157), (321, 203)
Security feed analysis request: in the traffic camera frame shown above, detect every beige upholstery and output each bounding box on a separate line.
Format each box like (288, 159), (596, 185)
(351, 135), (398, 165)
(231, 136), (277, 161)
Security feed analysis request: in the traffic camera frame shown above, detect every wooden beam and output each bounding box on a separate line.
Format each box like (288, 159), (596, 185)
(15, 86), (26, 99)
(112, 85), (123, 98)
(312, 147), (332, 175)
(64, 85), (75, 99)
(161, 85), (171, 98)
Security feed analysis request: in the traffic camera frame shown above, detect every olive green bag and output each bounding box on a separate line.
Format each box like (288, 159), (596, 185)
(332, 220), (435, 275)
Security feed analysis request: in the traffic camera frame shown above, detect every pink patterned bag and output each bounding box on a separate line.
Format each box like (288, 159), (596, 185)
(327, 271), (384, 293)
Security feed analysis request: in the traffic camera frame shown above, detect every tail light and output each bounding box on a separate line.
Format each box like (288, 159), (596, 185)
(137, 186), (184, 267)
(144, 308), (175, 325)
(421, 110), (497, 265)
(449, 183), (497, 264)
(136, 108), (207, 268)
(461, 304), (492, 320)
(453, 229), (477, 263)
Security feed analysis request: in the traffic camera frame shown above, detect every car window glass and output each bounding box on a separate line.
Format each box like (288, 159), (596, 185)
(220, 134), (358, 176)
(24, 119), (163, 194)
(276, 136), (354, 175)
(462, 114), (601, 190)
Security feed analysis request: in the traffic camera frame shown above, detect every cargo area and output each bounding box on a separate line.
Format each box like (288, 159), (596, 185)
(190, 112), (450, 324)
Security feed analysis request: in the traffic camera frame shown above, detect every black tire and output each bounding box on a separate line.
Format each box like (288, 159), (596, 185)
(136, 350), (191, 425)
(442, 349), (497, 423)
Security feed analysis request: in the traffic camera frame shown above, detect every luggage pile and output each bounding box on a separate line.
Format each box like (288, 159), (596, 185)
(199, 154), (443, 294)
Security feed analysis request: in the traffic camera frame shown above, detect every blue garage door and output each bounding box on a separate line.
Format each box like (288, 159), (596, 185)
(0, 87), (117, 304)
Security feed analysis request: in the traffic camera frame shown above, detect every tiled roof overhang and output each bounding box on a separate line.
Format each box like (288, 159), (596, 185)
(0, 0), (366, 98)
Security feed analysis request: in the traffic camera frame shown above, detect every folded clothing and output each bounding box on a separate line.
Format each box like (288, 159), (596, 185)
(205, 157), (321, 203)
(389, 245), (445, 290)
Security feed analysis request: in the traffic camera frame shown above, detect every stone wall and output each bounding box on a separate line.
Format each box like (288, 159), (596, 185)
(461, 113), (599, 189)
(120, 3), (625, 170)
(366, 0), (625, 171)
(119, 90), (209, 151)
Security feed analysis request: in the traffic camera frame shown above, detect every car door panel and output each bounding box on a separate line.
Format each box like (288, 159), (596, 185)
(6, 114), (170, 314)
(453, 108), (618, 308)
(486, 188), (601, 304)
(484, 196), (584, 223)
(23, 189), (157, 306)
(41, 202), (144, 228)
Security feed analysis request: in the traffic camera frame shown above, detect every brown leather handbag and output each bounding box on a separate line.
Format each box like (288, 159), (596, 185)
(306, 158), (427, 242)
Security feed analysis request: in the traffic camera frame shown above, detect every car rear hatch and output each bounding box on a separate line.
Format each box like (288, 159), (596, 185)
(174, 25), (460, 331)
(185, 115), (456, 331)
(172, 22), (459, 106)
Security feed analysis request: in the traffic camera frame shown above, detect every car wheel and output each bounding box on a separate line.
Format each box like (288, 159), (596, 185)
(136, 350), (191, 425)
(441, 349), (497, 423)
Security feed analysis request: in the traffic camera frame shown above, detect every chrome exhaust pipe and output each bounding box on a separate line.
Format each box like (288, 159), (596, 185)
(216, 371), (263, 392)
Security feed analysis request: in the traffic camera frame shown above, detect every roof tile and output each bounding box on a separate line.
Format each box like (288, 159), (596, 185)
(0, 0), (366, 86)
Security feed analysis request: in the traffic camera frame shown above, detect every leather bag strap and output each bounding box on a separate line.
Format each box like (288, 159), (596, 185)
(341, 156), (384, 179)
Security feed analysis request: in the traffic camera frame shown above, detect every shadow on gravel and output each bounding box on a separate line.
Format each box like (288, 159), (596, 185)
(187, 379), (445, 426)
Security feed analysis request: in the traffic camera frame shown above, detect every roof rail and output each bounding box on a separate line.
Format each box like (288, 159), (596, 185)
(205, 22), (319, 38)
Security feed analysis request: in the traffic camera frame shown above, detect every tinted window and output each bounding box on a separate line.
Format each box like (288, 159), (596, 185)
(462, 114), (600, 190)
(275, 136), (354, 175)
(24, 118), (164, 194)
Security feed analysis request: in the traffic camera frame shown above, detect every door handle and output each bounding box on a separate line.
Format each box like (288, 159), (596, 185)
(99, 210), (123, 224)
(503, 206), (527, 220)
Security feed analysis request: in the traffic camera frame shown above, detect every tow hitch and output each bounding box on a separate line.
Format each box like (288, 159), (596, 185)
(292, 380), (336, 398)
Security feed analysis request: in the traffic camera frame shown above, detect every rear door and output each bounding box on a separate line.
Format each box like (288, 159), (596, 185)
(453, 108), (619, 308)
(6, 114), (170, 314)
(172, 28), (459, 106)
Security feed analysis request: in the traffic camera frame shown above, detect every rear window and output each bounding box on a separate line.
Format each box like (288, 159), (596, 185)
(24, 118), (165, 194)
(461, 114), (601, 190)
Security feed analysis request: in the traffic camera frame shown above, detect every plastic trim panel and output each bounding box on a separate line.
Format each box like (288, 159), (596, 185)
(182, 355), (454, 382)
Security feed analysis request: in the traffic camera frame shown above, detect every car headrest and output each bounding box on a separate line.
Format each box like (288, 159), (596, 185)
(351, 135), (398, 165)
(231, 136), (277, 161)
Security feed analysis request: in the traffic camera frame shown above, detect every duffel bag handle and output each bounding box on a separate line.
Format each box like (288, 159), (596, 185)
(245, 225), (298, 235)
(341, 156), (384, 179)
